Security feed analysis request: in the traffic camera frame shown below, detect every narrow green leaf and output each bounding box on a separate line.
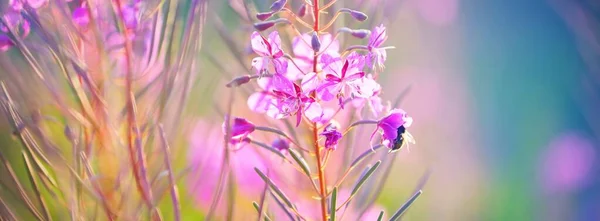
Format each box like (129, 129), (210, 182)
(350, 144), (384, 168)
(254, 168), (297, 213)
(377, 211), (384, 221)
(330, 187), (338, 221)
(250, 140), (286, 160)
(288, 148), (312, 178)
(351, 161), (381, 195)
(388, 190), (423, 221)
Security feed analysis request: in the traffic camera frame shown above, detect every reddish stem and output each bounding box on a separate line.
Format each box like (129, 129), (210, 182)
(311, 1), (328, 221)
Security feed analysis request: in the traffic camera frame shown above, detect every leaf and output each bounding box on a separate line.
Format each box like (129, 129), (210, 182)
(254, 167), (300, 219)
(388, 190), (423, 221)
(349, 144), (384, 168)
(330, 187), (338, 221)
(288, 148), (312, 179)
(350, 161), (381, 196)
(377, 211), (384, 221)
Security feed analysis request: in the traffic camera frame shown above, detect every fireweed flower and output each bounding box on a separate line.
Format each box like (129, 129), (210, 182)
(316, 53), (366, 106)
(224, 0), (421, 219)
(248, 73), (323, 126)
(250, 31), (288, 75)
(351, 74), (385, 116)
(373, 108), (415, 151)
(367, 24), (392, 70)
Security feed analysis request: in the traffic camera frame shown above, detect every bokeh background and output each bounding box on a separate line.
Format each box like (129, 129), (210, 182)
(1, 0), (599, 220)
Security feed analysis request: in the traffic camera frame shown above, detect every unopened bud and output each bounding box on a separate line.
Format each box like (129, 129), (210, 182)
(253, 18), (290, 31)
(297, 4), (307, 17)
(256, 11), (274, 21)
(339, 27), (371, 39)
(226, 75), (251, 87)
(340, 8), (368, 21)
(270, 0), (287, 12)
(311, 32), (321, 52)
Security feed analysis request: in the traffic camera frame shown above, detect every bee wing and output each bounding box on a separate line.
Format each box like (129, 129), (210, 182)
(404, 131), (416, 144)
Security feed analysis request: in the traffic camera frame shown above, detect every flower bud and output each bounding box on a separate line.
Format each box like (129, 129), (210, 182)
(297, 4), (307, 17)
(270, 0), (287, 12)
(311, 32), (321, 52)
(226, 75), (251, 87)
(320, 123), (342, 150)
(340, 8), (368, 21)
(256, 11), (274, 21)
(253, 18), (289, 31)
(271, 138), (290, 152)
(223, 116), (256, 139)
(339, 27), (371, 39)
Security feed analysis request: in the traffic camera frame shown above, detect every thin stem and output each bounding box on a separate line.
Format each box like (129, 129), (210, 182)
(280, 8), (313, 29)
(312, 1), (328, 220)
(321, 0), (338, 11)
(113, 0), (157, 217)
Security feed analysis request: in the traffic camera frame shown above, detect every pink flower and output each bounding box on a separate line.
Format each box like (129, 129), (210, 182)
(223, 116), (255, 139)
(367, 24), (390, 70)
(248, 74), (323, 126)
(351, 74), (385, 116)
(320, 124), (342, 150)
(317, 53), (365, 106)
(188, 121), (268, 211)
(0, 35), (12, 51)
(72, 7), (90, 29)
(287, 33), (340, 80)
(0, 12), (30, 52)
(373, 108), (414, 151)
(250, 31), (288, 75)
(9, 0), (47, 10)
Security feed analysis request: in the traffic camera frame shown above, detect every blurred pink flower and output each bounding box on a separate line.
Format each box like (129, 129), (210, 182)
(540, 132), (596, 193)
(187, 121), (268, 209)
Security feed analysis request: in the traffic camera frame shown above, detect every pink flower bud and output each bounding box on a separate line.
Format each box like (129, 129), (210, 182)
(253, 18), (289, 31)
(339, 27), (371, 39)
(271, 138), (290, 152)
(297, 4), (307, 17)
(256, 11), (274, 21)
(340, 8), (368, 21)
(223, 116), (256, 139)
(270, 0), (287, 12)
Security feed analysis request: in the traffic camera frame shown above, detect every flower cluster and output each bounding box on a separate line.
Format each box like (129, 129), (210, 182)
(216, 0), (420, 220)
(241, 12), (414, 152)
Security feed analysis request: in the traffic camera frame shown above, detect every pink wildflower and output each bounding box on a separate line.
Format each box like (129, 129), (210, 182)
(250, 31), (288, 75)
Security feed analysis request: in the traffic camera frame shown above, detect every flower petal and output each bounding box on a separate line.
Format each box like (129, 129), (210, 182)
(250, 31), (271, 56)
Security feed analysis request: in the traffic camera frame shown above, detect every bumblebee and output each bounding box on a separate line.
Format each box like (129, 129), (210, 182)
(391, 125), (415, 152)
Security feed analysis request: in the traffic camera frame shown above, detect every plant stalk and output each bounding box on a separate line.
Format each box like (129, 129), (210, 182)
(311, 1), (328, 220)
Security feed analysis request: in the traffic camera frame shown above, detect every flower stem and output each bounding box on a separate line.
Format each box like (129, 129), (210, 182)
(312, 1), (328, 221)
